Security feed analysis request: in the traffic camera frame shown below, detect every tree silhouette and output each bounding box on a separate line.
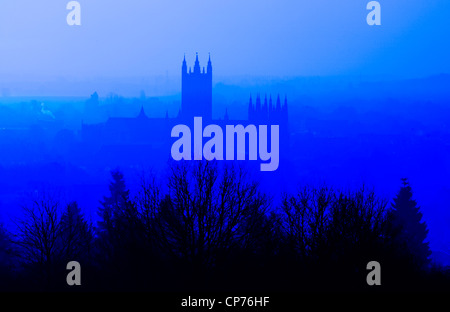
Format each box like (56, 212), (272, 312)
(327, 186), (389, 256)
(2, 164), (448, 291)
(11, 191), (63, 288)
(146, 161), (269, 268)
(280, 185), (392, 289)
(96, 169), (145, 288)
(0, 223), (14, 290)
(97, 170), (130, 235)
(136, 171), (162, 247)
(14, 192), (60, 268)
(390, 178), (431, 270)
(0, 223), (11, 265)
(97, 170), (138, 253)
(59, 201), (94, 262)
(281, 185), (334, 259)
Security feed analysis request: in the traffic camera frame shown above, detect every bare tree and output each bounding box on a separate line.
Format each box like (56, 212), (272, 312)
(136, 170), (163, 247)
(281, 184), (389, 261)
(137, 161), (269, 267)
(329, 186), (389, 244)
(281, 188), (309, 257)
(13, 191), (61, 271)
(281, 185), (334, 257)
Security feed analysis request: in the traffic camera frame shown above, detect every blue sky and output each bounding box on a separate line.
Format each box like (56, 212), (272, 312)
(0, 0), (449, 81)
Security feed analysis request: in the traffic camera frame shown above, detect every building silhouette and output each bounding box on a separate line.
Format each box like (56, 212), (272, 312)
(81, 54), (289, 166)
(248, 93), (288, 129)
(181, 53), (212, 121)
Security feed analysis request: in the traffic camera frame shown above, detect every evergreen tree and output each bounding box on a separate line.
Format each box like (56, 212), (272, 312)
(97, 169), (140, 265)
(59, 202), (93, 262)
(391, 178), (431, 269)
(97, 169), (131, 235)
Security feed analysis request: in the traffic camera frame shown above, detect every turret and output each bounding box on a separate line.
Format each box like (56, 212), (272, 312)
(282, 96), (289, 127)
(263, 94), (268, 120)
(182, 54), (187, 75)
(256, 94), (261, 111)
(276, 94), (281, 111)
(283, 96), (288, 116)
(248, 95), (253, 120)
(194, 52), (201, 74)
(256, 94), (261, 122)
(269, 95), (273, 115)
(207, 53), (212, 75)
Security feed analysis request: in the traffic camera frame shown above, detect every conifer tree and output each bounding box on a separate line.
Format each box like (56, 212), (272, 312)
(59, 202), (93, 261)
(97, 169), (139, 264)
(391, 178), (431, 269)
(97, 169), (131, 235)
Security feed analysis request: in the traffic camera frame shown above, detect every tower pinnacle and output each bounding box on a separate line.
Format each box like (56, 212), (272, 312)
(182, 54), (187, 74)
(207, 53), (212, 74)
(194, 52), (200, 73)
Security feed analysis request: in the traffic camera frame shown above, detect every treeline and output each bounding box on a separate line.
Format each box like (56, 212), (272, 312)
(0, 161), (448, 292)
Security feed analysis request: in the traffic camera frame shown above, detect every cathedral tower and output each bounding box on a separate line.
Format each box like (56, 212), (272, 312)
(181, 53), (213, 121)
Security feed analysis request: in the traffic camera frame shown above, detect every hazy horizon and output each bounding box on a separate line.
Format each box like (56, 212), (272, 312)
(1, 0), (449, 95)
(2, 71), (450, 98)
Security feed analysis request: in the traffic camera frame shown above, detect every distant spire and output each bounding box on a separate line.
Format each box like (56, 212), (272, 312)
(165, 110), (169, 119)
(224, 108), (229, 121)
(137, 106), (148, 119)
(276, 94), (281, 111)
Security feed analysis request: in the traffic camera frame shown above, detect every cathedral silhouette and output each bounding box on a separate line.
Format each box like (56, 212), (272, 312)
(181, 53), (213, 121)
(81, 54), (289, 166)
